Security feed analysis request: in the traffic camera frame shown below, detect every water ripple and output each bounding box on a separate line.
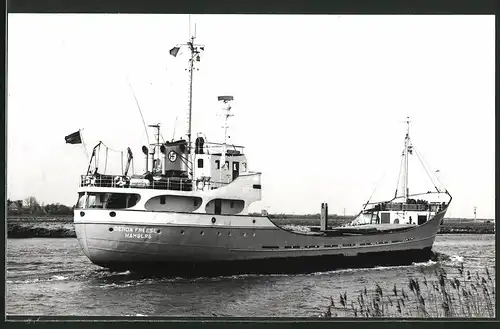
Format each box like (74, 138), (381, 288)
(6, 234), (495, 317)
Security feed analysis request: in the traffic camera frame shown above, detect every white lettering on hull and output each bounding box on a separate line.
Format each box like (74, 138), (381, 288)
(124, 232), (152, 239)
(113, 226), (160, 240)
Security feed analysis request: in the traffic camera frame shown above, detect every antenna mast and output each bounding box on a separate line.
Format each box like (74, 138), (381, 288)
(148, 123), (161, 173)
(187, 36), (195, 152)
(403, 116), (412, 201)
(217, 96), (234, 180)
(169, 19), (205, 180)
(218, 96), (234, 146)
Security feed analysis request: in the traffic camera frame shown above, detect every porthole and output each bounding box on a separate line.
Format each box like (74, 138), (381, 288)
(243, 232), (247, 237)
(211, 217), (216, 224)
(109, 227), (113, 232)
(200, 231), (204, 236)
(181, 230), (185, 235)
(80, 211), (85, 217)
(217, 232), (222, 236)
(228, 232), (232, 237)
(252, 219), (256, 224)
(109, 211), (116, 217)
(156, 229), (161, 234)
(252, 232), (256, 237)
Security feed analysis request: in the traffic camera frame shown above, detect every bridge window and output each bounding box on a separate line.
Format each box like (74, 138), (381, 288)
(198, 159), (204, 168)
(205, 199), (245, 215)
(215, 160), (220, 169)
(76, 193), (87, 209)
(145, 195), (202, 212)
(75, 192), (141, 209)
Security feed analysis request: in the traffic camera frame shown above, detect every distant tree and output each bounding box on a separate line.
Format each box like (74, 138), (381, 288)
(23, 196), (43, 215)
(43, 203), (73, 215)
(23, 196), (35, 208)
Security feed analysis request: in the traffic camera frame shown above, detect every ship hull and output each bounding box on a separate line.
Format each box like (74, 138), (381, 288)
(89, 247), (434, 277)
(74, 207), (446, 275)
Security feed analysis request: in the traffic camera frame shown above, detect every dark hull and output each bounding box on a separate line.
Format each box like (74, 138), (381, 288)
(96, 247), (434, 277)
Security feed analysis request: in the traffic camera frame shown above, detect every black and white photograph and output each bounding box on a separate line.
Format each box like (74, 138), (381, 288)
(6, 13), (495, 318)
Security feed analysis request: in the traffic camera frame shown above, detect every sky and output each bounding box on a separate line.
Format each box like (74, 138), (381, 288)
(7, 14), (495, 218)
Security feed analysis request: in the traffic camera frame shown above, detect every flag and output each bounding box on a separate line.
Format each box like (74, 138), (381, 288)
(65, 130), (82, 144)
(169, 46), (180, 57)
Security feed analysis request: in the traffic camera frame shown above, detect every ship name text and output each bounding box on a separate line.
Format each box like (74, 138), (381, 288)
(113, 226), (160, 240)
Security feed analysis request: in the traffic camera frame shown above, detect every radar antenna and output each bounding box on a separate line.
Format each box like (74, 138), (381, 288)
(217, 96), (234, 171)
(218, 96), (234, 146)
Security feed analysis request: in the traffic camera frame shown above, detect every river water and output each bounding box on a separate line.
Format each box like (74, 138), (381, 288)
(6, 234), (495, 317)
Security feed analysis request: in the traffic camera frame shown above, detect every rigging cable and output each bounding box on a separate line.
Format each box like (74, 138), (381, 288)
(96, 142), (101, 172)
(104, 147), (108, 174)
(362, 171), (387, 210)
(99, 141), (125, 154)
(394, 151), (405, 198)
(412, 146), (442, 193)
(79, 129), (90, 160)
(93, 141), (126, 174)
(126, 76), (150, 146)
(171, 116), (178, 141)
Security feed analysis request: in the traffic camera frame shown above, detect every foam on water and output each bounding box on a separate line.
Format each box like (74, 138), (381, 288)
(51, 275), (69, 281)
(449, 255), (464, 263)
(412, 260), (438, 267)
(7, 278), (40, 284)
(99, 283), (136, 288)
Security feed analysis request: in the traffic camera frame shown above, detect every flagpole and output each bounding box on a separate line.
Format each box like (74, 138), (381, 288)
(79, 129), (90, 160)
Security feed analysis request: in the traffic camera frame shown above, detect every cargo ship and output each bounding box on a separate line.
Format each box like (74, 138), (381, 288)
(71, 31), (452, 276)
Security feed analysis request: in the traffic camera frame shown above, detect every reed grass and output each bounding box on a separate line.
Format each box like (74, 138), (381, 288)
(321, 265), (495, 318)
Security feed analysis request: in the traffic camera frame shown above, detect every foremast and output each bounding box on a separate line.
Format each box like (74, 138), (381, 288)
(169, 26), (205, 179)
(393, 116), (452, 203)
(395, 117), (413, 201)
(403, 117), (413, 201)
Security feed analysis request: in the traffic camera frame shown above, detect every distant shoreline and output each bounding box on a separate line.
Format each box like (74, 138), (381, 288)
(6, 216), (494, 238)
(6, 214), (494, 222)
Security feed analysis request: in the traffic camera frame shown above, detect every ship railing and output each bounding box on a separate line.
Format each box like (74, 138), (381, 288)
(365, 202), (436, 212)
(80, 175), (193, 191)
(79, 174), (232, 191)
(202, 142), (245, 155)
(401, 204), (428, 211)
